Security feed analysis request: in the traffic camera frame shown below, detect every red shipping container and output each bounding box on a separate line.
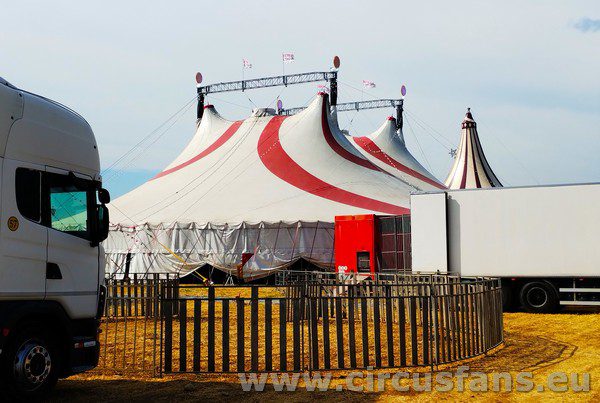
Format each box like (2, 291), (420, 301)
(335, 214), (412, 274)
(334, 214), (376, 274)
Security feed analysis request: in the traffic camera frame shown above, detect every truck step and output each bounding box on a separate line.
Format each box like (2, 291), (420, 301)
(559, 300), (600, 306)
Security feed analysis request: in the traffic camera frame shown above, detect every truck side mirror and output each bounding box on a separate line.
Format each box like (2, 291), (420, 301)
(98, 204), (109, 242)
(98, 188), (110, 204)
(91, 204), (110, 246)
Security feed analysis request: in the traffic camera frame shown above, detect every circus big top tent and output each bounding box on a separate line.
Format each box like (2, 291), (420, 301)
(445, 108), (502, 189)
(105, 92), (444, 279)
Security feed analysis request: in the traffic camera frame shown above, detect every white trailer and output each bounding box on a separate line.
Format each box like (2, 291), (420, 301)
(411, 183), (600, 312)
(0, 77), (110, 398)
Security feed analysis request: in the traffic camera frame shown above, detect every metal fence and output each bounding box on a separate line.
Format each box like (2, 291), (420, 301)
(104, 274), (180, 318)
(98, 274), (179, 375)
(97, 272), (503, 376)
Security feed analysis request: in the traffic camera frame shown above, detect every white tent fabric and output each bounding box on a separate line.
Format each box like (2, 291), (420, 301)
(106, 93), (436, 279)
(445, 109), (502, 189)
(105, 221), (334, 281)
(347, 117), (445, 191)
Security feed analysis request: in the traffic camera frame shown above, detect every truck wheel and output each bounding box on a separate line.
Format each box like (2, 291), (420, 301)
(519, 281), (559, 313)
(0, 326), (60, 399)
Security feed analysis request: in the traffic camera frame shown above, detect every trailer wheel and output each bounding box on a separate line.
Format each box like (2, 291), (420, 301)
(0, 325), (60, 399)
(519, 281), (559, 313)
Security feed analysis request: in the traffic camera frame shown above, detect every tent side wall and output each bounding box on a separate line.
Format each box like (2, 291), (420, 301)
(105, 221), (334, 280)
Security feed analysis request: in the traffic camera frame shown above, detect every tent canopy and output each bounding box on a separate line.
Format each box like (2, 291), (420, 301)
(106, 93), (441, 278)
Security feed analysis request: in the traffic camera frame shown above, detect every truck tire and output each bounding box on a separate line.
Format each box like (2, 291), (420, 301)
(0, 325), (60, 400)
(519, 281), (559, 313)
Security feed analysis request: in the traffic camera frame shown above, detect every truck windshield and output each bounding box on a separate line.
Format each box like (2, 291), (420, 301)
(50, 186), (88, 233)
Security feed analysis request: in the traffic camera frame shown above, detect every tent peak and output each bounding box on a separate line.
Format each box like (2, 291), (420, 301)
(462, 107), (476, 128)
(465, 107), (474, 119)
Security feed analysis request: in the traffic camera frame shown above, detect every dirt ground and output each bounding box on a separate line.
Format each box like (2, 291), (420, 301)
(50, 309), (600, 402)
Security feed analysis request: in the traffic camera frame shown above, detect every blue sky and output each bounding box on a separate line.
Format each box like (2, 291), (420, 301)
(2, 1), (599, 197)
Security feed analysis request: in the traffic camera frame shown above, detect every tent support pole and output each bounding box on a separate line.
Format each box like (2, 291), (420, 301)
(197, 92), (205, 120)
(396, 102), (403, 130)
(329, 72), (338, 106)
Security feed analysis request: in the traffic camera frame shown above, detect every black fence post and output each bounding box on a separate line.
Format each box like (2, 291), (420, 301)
(207, 287), (215, 372)
(251, 287), (259, 372)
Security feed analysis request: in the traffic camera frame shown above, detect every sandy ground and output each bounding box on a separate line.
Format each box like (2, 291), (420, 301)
(49, 309), (600, 402)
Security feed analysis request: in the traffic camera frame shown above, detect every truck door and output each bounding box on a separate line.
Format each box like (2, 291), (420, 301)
(0, 160), (48, 300)
(44, 167), (99, 319)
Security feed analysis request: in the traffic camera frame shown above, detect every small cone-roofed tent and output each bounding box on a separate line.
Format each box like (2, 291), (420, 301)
(445, 109), (502, 189)
(348, 117), (445, 191)
(106, 93), (438, 279)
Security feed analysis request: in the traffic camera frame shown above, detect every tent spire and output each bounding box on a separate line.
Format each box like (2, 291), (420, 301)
(444, 108), (502, 189)
(465, 107), (473, 120)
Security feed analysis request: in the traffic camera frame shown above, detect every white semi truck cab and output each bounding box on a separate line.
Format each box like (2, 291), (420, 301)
(0, 77), (109, 398)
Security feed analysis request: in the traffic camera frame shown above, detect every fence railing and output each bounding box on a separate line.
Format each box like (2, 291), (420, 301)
(104, 273), (180, 318)
(98, 274), (180, 375)
(275, 270), (465, 287)
(97, 272), (503, 376)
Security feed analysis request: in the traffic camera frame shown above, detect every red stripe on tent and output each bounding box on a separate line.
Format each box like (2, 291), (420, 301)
(460, 137), (469, 189)
(258, 116), (409, 215)
(353, 137), (446, 189)
(320, 98), (380, 172)
(469, 130), (482, 188)
(152, 120), (244, 180)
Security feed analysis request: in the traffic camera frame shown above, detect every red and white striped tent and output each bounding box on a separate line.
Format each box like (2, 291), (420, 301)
(445, 109), (502, 189)
(106, 93), (442, 279)
(348, 117), (445, 191)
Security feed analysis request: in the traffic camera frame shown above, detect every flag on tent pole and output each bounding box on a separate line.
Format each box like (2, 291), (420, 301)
(282, 52), (295, 63)
(363, 80), (376, 88)
(241, 59), (252, 82)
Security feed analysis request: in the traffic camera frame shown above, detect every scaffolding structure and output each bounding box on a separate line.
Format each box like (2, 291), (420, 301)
(196, 71), (338, 119)
(282, 99), (405, 130)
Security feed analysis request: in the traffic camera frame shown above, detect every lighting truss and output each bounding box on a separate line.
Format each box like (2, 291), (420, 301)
(198, 71), (337, 95)
(280, 98), (403, 115)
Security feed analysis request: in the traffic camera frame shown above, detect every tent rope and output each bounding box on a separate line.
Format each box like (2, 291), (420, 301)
(103, 94), (198, 180)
